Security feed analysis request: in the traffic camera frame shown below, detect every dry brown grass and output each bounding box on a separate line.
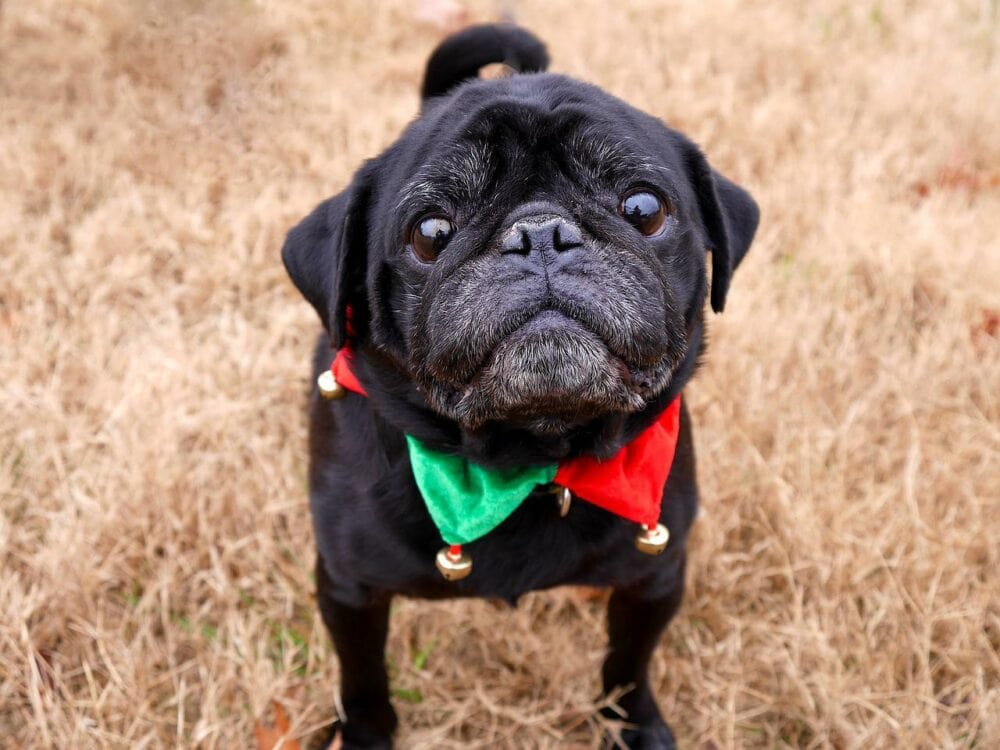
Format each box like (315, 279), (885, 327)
(1, 0), (998, 747)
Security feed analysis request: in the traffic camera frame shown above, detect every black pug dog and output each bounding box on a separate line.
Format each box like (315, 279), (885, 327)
(282, 24), (758, 750)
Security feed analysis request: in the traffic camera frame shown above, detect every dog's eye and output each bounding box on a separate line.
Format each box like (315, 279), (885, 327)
(619, 190), (669, 237)
(409, 215), (455, 262)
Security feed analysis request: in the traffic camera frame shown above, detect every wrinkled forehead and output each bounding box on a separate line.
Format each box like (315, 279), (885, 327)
(397, 92), (673, 211)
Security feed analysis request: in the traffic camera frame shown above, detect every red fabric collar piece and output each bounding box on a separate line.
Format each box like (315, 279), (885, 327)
(330, 348), (365, 396)
(326, 348), (681, 529)
(553, 396), (680, 527)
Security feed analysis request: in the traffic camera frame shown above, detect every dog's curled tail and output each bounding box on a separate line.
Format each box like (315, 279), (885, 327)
(421, 24), (549, 101)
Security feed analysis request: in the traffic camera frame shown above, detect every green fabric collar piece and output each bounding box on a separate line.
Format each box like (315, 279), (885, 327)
(405, 436), (557, 545)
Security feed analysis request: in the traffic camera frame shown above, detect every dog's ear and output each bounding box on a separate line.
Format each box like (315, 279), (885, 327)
(683, 145), (760, 313)
(281, 169), (373, 348)
(421, 24), (549, 101)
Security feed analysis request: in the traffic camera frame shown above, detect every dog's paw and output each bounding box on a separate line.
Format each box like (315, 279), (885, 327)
(318, 719), (392, 750)
(603, 719), (677, 750)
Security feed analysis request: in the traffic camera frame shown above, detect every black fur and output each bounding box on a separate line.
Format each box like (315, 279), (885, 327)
(282, 24), (759, 749)
(421, 23), (549, 100)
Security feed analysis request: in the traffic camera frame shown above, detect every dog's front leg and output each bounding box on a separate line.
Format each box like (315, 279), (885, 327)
(315, 556), (397, 749)
(601, 555), (686, 750)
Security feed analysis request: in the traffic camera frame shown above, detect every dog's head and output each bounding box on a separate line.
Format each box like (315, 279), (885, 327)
(284, 25), (759, 437)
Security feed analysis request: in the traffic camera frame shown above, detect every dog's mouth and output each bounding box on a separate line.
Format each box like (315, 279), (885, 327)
(421, 309), (676, 433)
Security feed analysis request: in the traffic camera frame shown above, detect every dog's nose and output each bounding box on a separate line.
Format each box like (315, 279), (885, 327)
(500, 215), (584, 256)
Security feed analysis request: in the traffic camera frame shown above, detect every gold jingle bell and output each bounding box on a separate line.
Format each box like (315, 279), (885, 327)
(554, 485), (572, 517)
(435, 545), (472, 581)
(635, 523), (670, 555)
(317, 369), (346, 400)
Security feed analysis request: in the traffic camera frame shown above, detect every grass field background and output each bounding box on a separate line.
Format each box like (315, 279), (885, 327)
(1, 1), (998, 747)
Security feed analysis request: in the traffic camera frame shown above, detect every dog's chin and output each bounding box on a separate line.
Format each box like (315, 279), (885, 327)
(423, 311), (673, 435)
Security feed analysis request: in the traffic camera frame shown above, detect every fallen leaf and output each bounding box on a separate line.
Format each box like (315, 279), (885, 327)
(936, 163), (983, 192)
(254, 701), (302, 750)
(971, 307), (999, 344)
(909, 153), (999, 201)
(570, 586), (610, 603)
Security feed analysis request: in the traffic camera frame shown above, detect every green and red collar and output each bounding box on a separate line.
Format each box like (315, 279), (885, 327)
(318, 347), (680, 580)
